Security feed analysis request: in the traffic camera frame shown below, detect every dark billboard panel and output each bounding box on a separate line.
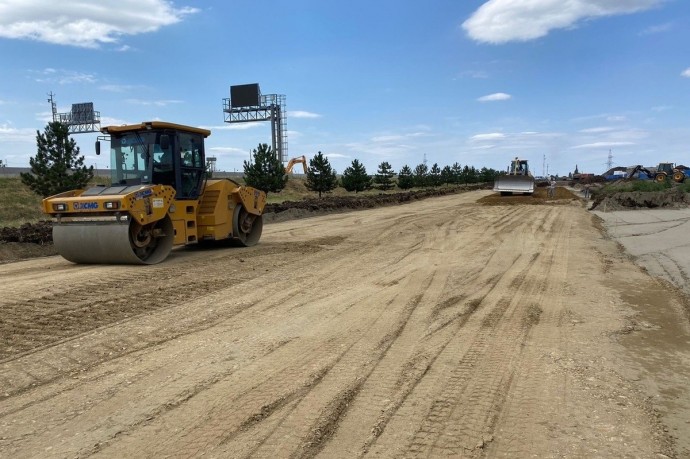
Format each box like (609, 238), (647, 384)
(230, 84), (261, 107)
(70, 102), (95, 123)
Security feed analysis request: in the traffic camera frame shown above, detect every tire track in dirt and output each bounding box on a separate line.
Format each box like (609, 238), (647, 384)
(0, 236), (348, 363)
(351, 205), (556, 457)
(402, 247), (549, 455)
(2, 193), (672, 458)
(45, 220), (440, 459)
(119, 207), (484, 458)
(481, 207), (573, 457)
(2, 274), (401, 458)
(313, 205), (540, 457)
(92, 281), (429, 458)
(2, 196), (500, 458)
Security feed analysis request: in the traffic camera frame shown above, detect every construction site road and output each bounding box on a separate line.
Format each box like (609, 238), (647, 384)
(1, 191), (689, 458)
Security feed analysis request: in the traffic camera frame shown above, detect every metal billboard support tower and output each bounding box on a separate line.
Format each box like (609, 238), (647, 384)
(48, 92), (101, 134)
(222, 84), (287, 163)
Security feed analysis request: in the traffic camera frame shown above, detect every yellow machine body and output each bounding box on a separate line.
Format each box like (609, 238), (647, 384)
(42, 121), (267, 264)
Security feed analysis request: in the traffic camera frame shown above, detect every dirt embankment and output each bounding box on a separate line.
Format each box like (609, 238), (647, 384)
(590, 185), (690, 211)
(0, 186), (487, 255)
(8, 183), (688, 263)
(1, 191), (688, 457)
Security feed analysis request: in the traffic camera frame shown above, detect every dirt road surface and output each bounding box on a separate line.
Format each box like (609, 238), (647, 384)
(594, 208), (690, 296)
(2, 191), (689, 458)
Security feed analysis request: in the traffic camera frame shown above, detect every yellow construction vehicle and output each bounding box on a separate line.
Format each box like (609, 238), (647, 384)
(493, 157), (535, 195)
(286, 155), (307, 174)
(654, 162), (689, 183)
(42, 121), (266, 264)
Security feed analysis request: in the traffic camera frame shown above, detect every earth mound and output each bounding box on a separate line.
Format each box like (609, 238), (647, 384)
(591, 187), (690, 211)
(0, 185), (487, 261)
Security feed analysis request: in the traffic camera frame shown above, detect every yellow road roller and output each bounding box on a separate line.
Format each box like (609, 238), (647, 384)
(42, 121), (266, 264)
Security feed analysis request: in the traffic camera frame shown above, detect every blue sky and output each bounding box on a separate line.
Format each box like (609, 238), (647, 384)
(1, 0), (689, 177)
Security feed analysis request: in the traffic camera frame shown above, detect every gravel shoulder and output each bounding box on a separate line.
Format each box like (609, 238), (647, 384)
(1, 191), (689, 458)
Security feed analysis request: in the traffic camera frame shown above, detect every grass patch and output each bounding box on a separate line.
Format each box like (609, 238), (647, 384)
(0, 177), (46, 226)
(0, 175), (112, 227)
(592, 180), (673, 198)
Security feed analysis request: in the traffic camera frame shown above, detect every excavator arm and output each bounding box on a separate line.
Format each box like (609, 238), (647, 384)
(286, 155), (307, 174)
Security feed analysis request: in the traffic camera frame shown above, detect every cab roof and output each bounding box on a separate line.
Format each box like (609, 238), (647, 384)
(101, 121), (211, 137)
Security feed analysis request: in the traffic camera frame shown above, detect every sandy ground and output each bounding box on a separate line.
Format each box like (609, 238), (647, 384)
(593, 208), (690, 296)
(1, 191), (689, 458)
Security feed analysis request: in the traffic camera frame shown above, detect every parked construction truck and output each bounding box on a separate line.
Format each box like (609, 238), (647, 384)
(653, 162), (689, 183)
(493, 157), (535, 195)
(42, 121), (267, 264)
(626, 162), (690, 183)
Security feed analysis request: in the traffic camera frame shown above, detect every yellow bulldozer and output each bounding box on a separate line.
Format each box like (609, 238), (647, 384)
(42, 121), (267, 264)
(493, 157), (535, 195)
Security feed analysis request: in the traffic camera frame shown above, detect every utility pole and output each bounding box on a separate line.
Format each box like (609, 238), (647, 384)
(48, 92), (58, 122)
(606, 149), (613, 170)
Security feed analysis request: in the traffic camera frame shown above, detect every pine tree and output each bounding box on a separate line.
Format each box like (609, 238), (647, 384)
(341, 159), (372, 193)
(305, 151), (338, 198)
(413, 163), (428, 187)
(21, 122), (93, 197)
(397, 165), (415, 190)
(479, 167), (500, 183)
(428, 163), (441, 187)
(451, 162), (463, 184)
(462, 165), (478, 184)
(374, 161), (395, 190)
(440, 165), (453, 185)
(243, 143), (287, 194)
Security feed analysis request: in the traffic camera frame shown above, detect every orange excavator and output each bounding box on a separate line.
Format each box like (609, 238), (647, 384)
(286, 155), (307, 174)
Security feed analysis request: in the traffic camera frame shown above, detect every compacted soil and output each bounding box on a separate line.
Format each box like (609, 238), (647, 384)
(1, 190), (689, 458)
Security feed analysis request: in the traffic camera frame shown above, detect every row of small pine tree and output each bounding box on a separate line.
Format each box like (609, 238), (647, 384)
(20, 123), (501, 199)
(243, 143), (502, 196)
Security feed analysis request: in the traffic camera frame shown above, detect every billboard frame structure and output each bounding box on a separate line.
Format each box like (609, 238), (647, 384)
(222, 85), (287, 163)
(48, 93), (101, 134)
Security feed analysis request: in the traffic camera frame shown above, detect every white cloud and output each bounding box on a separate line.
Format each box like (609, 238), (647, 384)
(572, 141), (635, 149)
(209, 146), (248, 155)
(99, 84), (141, 93)
(371, 131), (431, 143)
(30, 68), (97, 85)
(463, 0), (663, 44)
(606, 115), (627, 122)
(580, 127), (615, 133)
(470, 132), (505, 141)
(202, 123), (262, 131)
(289, 110), (321, 119)
(99, 115), (128, 126)
(0, 0), (199, 48)
(682, 68), (690, 78)
(477, 92), (511, 102)
(457, 70), (489, 79)
(371, 135), (403, 143)
(324, 153), (350, 159)
(125, 99), (183, 107)
(0, 123), (36, 142)
(639, 22), (672, 35)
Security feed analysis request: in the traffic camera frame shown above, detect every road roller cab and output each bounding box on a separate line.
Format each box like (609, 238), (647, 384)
(43, 121), (267, 265)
